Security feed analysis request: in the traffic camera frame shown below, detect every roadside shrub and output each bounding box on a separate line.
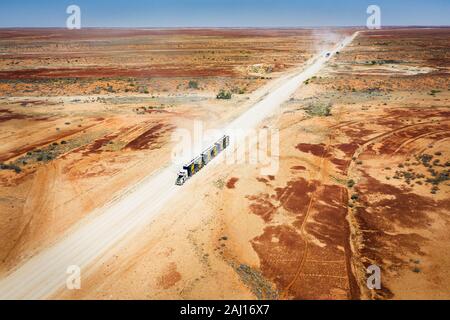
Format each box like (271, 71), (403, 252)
(429, 89), (441, 96)
(231, 87), (245, 94)
(305, 102), (332, 117)
(0, 163), (21, 173)
(216, 89), (232, 100)
(188, 80), (199, 89)
(93, 86), (102, 94)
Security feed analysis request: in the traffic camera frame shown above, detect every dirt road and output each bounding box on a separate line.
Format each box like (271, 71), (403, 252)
(0, 32), (358, 299)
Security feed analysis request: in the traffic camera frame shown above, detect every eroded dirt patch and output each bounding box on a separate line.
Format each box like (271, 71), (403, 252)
(226, 177), (239, 189)
(247, 176), (357, 299)
(157, 262), (182, 290)
(125, 124), (174, 150)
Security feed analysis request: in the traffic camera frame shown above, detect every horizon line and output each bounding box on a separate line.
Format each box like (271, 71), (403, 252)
(1, 25), (449, 29)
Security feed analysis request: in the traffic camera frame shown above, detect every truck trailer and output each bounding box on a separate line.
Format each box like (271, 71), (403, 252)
(176, 135), (230, 185)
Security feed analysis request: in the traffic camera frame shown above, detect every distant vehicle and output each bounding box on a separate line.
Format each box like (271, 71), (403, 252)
(176, 135), (230, 185)
(325, 52), (331, 57)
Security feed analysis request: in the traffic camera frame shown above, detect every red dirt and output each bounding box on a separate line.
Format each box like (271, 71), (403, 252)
(247, 193), (277, 223)
(302, 185), (347, 251)
(351, 174), (446, 298)
(0, 66), (236, 79)
(81, 133), (119, 156)
(356, 174), (438, 231)
(256, 177), (270, 184)
(248, 177), (359, 299)
(226, 177), (239, 189)
(0, 27), (341, 41)
(0, 109), (27, 122)
(157, 262), (181, 290)
(0, 123), (96, 162)
(336, 142), (360, 157)
(330, 158), (350, 173)
(125, 123), (173, 151)
(368, 123), (450, 156)
(251, 225), (307, 293)
(275, 178), (318, 214)
(296, 143), (331, 158)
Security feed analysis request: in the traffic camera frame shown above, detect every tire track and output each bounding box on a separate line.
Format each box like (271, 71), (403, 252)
(281, 104), (350, 299)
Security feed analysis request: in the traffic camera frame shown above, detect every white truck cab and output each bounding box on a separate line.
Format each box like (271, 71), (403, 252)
(175, 169), (188, 185)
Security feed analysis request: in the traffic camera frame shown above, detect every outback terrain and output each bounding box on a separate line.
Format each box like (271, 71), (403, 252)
(0, 27), (449, 300)
(0, 28), (338, 274)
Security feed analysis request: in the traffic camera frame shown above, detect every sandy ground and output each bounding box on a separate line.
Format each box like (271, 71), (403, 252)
(58, 29), (449, 300)
(1, 28), (353, 277)
(0, 28), (347, 97)
(0, 28), (449, 300)
(0, 31), (355, 299)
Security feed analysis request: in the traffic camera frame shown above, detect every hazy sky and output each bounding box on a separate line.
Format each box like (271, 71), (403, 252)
(0, 0), (449, 27)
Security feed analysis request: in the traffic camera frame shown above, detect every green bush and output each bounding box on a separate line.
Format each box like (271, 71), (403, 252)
(231, 87), (245, 94)
(188, 80), (199, 89)
(429, 89), (441, 96)
(0, 163), (21, 173)
(216, 89), (232, 100)
(305, 102), (332, 117)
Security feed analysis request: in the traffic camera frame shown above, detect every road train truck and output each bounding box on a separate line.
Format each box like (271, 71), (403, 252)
(176, 135), (230, 185)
